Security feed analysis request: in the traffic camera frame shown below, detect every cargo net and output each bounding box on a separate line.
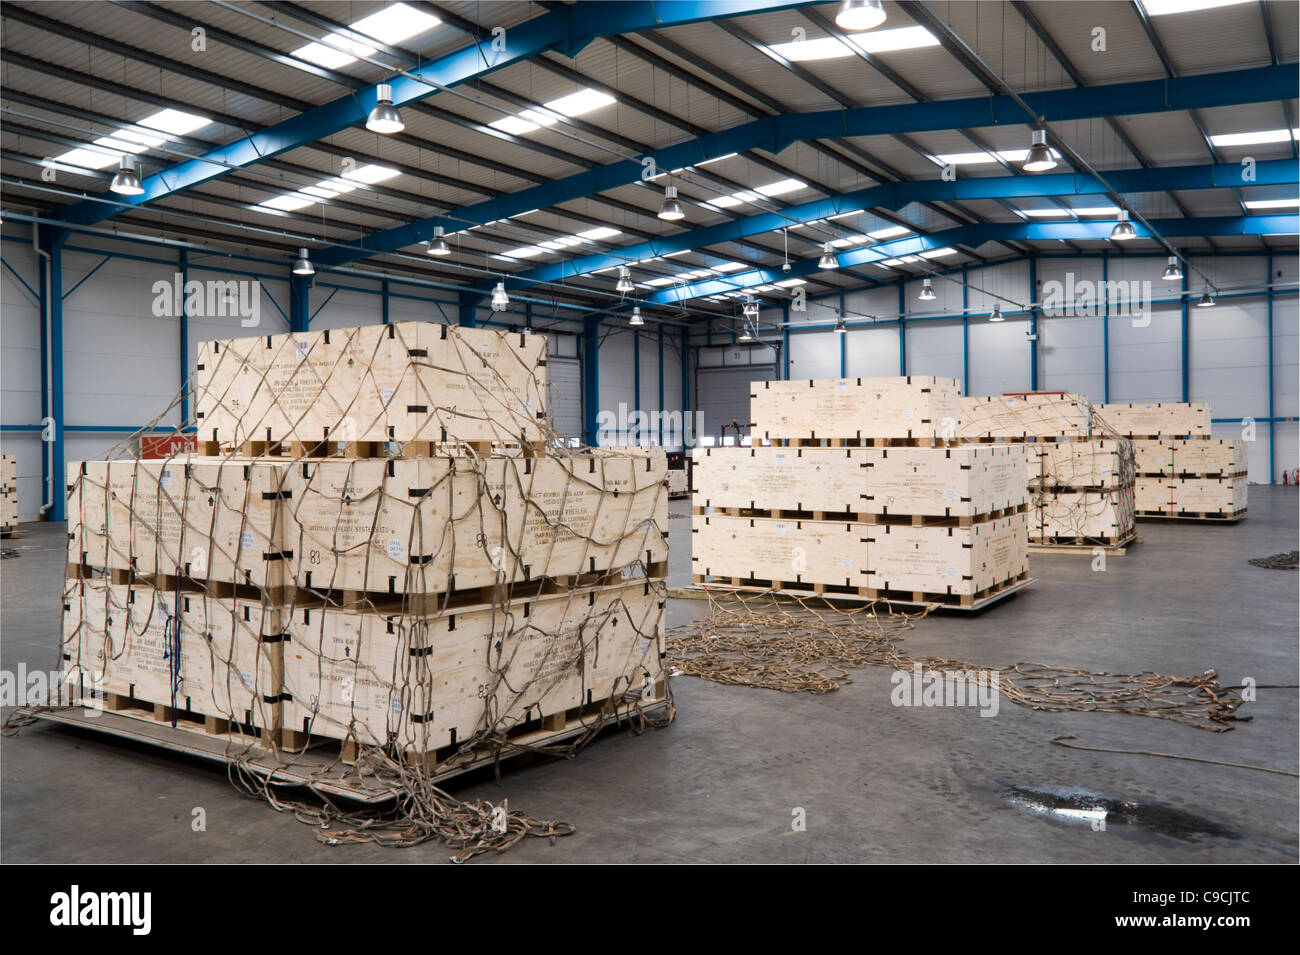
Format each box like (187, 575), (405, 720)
(18, 324), (674, 862)
(667, 590), (1247, 731)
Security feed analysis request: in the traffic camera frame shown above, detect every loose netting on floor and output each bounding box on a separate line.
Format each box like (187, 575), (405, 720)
(667, 590), (1247, 732)
(16, 322), (674, 862)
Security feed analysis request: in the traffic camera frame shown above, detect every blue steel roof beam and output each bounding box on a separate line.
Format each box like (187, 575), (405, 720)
(645, 214), (1300, 305)
(503, 160), (1296, 291)
(314, 61), (1298, 270)
(54, 0), (824, 227)
(1258, 0), (1299, 159)
(1127, 0), (1253, 246)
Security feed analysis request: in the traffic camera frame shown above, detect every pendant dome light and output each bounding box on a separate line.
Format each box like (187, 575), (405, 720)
(1161, 255), (1182, 281)
(630, 306), (645, 326)
(738, 322), (753, 342)
(427, 226), (450, 256)
(616, 266), (634, 294)
(1110, 209), (1137, 241)
(918, 277), (936, 301)
(818, 242), (838, 270)
(292, 247), (315, 276)
(834, 315), (847, 334)
(366, 83), (405, 134)
(1196, 288), (1215, 308)
(491, 281), (510, 311)
(658, 185), (685, 221)
(836, 0), (886, 31)
(1022, 129), (1057, 173)
(782, 227), (791, 272)
(110, 155), (144, 196)
(989, 303), (1004, 322)
(742, 296), (759, 319)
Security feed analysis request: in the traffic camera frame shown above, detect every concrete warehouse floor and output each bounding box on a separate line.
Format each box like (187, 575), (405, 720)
(2, 489), (1296, 864)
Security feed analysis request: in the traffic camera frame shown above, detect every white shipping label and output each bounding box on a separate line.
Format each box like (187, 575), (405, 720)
(387, 538), (404, 560)
(841, 556), (853, 568)
(946, 567), (959, 578)
(944, 488), (959, 500)
(241, 530), (254, 550)
(295, 340), (310, 357)
(773, 523), (787, 534)
(836, 380), (849, 393)
(380, 387), (395, 406)
(159, 470), (172, 490)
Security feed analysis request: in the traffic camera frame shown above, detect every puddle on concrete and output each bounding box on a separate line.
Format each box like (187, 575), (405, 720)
(1004, 784), (1240, 842)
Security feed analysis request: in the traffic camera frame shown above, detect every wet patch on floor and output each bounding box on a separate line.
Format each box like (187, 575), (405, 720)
(1003, 784), (1240, 842)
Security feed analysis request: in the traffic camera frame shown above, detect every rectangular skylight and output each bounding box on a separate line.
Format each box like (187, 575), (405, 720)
(868, 225), (911, 240)
(829, 208), (865, 220)
(754, 178), (806, 197)
(643, 277), (677, 287)
(712, 262), (746, 271)
(1140, 0), (1253, 16)
(490, 115), (545, 136)
(504, 246), (546, 258)
(931, 147), (1060, 166)
(293, 4), (440, 69)
(259, 193), (316, 212)
(342, 164), (400, 185)
(919, 247), (957, 259)
(490, 88), (616, 135)
(1020, 208), (1071, 217)
(769, 26), (938, 61)
(1244, 198), (1300, 209)
(578, 227), (621, 240)
(52, 146), (120, 171)
(1069, 205), (1121, 216)
(775, 278), (807, 287)
(696, 153), (738, 167)
(1207, 128), (1300, 148)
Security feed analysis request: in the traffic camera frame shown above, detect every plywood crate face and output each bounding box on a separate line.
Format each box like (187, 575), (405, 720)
(1132, 439), (1174, 475)
(692, 514), (868, 588)
(958, 394), (1090, 440)
(1034, 489), (1136, 541)
(1135, 477), (1176, 514)
(751, 376), (962, 441)
(3, 454), (17, 529)
(865, 513), (1028, 597)
(1, 453), (14, 487)
(286, 450), (667, 596)
(1172, 476), (1247, 514)
(61, 579), (280, 727)
(864, 444), (1028, 517)
(667, 469), (688, 496)
(1031, 439), (1132, 490)
(281, 581), (664, 750)
(1171, 439), (1246, 477)
(691, 446), (868, 513)
(67, 458), (291, 588)
(1093, 402), (1211, 438)
(195, 323), (549, 446)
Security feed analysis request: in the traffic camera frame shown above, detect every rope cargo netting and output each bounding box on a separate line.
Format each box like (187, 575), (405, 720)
(6, 323), (674, 862)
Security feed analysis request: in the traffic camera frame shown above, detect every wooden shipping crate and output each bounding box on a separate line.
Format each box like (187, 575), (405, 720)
(1131, 439), (1174, 476)
(750, 376), (962, 442)
(286, 449), (667, 596)
(280, 580), (665, 750)
(864, 444), (1028, 517)
(1034, 489), (1136, 542)
(691, 446), (868, 513)
(1030, 439), (1133, 490)
(865, 512), (1028, 597)
(195, 323), (549, 447)
(1171, 476), (1248, 514)
(667, 469), (689, 496)
(958, 394), (1091, 440)
(66, 458), (292, 588)
(692, 513), (869, 588)
(1, 453), (14, 485)
(1093, 402), (1211, 438)
(1170, 439), (1247, 477)
(1135, 477), (1176, 514)
(61, 578), (281, 728)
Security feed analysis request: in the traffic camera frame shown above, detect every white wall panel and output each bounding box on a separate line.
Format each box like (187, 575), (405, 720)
(597, 327), (636, 438)
(846, 322), (900, 377)
(905, 319), (965, 388)
(1189, 295), (1269, 420)
(787, 329), (841, 379)
(1108, 305), (1182, 402)
(1041, 314), (1105, 400)
(307, 285), (382, 331)
(0, 243), (43, 520)
(966, 316), (1030, 396)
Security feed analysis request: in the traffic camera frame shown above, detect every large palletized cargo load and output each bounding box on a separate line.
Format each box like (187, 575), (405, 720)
(750, 376), (963, 444)
(1, 453), (16, 535)
(1092, 401), (1211, 439)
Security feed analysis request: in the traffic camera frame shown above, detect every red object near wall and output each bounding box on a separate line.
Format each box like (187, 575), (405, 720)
(140, 434), (197, 459)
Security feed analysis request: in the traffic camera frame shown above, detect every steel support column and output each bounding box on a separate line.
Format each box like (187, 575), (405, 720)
(1029, 256), (1039, 390)
(289, 273), (310, 333)
(40, 225), (68, 522)
(583, 316), (601, 447)
(1181, 269), (1190, 402)
(179, 249), (190, 426)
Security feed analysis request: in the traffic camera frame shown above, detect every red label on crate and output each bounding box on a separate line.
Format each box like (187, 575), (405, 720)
(140, 434), (197, 458)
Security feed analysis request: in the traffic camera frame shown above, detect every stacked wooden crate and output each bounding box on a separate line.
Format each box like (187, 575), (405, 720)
(1, 454), (16, 536)
(61, 323), (669, 772)
(959, 393), (1137, 548)
(692, 377), (1030, 608)
(1094, 402), (1246, 520)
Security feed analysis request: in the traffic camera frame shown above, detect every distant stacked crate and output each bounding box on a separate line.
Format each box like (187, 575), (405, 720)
(691, 377), (1030, 607)
(1, 454), (16, 535)
(61, 323), (669, 768)
(959, 393), (1136, 547)
(1094, 402), (1246, 520)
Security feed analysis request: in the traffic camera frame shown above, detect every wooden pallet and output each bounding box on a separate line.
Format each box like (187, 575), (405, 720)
(694, 503), (1028, 527)
(29, 690), (671, 805)
(1028, 532), (1139, 555)
(1, 528), (22, 539)
(761, 436), (960, 448)
(686, 570), (1033, 612)
(195, 438), (549, 459)
(1136, 509), (1248, 523)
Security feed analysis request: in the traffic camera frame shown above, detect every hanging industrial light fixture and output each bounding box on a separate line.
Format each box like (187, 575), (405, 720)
(491, 281), (510, 311)
(366, 83), (405, 134)
(834, 315), (847, 334)
(818, 242), (838, 270)
(836, 0), (886, 31)
(292, 247), (315, 276)
(630, 306), (645, 326)
(1022, 129), (1057, 173)
(1161, 255), (1182, 281)
(658, 185), (685, 221)
(1196, 288), (1215, 308)
(110, 155), (144, 196)
(1110, 209), (1137, 241)
(616, 266), (634, 294)
(782, 228), (791, 272)
(427, 226), (450, 256)
(738, 321), (753, 342)
(989, 303), (1004, 322)
(919, 277), (936, 301)
(742, 295), (759, 318)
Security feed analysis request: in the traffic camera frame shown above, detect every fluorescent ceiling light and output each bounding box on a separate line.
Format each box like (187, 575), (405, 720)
(578, 226), (621, 240)
(138, 109), (211, 136)
(51, 147), (120, 171)
(769, 26), (938, 62)
(931, 147), (1060, 166)
(1207, 128), (1300, 148)
(754, 178), (807, 197)
(1140, 0), (1253, 16)
(259, 193), (316, 212)
(504, 246), (546, 258)
(342, 163), (400, 185)
(643, 277), (676, 286)
(696, 153), (738, 167)
(919, 247), (957, 258)
(1070, 205), (1121, 216)
(489, 114), (543, 135)
(713, 262), (746, 272)
(1020, 208), (1071, 217)
(1244, 198), (1300, 209)
(293, 4), (439, 68)
(546, 88), (617, 118)
(775, 278), (807, 287)
(829, 208), (865, 220)
(868, 225), (911, 240)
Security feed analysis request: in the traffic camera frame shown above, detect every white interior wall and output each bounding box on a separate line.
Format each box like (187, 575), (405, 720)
(1, 242), (43, 520)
